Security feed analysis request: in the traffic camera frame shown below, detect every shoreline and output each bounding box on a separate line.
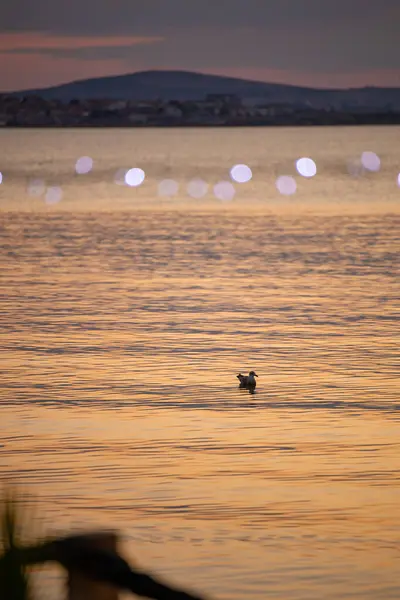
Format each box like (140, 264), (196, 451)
(4, 117), (400, 128)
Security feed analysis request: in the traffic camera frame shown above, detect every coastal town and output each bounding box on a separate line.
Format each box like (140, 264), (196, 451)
(1, 92), (399, 127)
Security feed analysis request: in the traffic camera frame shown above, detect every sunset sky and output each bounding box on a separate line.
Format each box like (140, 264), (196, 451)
(1, 0), (399, 92)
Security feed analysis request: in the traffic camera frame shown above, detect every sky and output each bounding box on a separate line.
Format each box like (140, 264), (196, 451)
(0, 0), (399, 92)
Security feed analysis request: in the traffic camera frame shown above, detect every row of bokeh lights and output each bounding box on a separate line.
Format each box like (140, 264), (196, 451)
(73, 151), (399, 201)
(115, 156), (318, 198)
(1, 151), (399, 204)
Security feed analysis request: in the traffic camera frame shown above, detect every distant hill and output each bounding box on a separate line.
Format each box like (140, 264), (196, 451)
(7, 70), (400, 110)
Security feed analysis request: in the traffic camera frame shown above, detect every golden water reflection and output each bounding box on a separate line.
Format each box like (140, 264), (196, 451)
(1, 197), (399, 599)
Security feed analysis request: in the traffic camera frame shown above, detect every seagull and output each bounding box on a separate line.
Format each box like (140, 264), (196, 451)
(237, 371), (258, 389)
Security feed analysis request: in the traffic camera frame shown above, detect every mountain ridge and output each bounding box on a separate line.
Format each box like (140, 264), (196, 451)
(5, 70), (400, 109)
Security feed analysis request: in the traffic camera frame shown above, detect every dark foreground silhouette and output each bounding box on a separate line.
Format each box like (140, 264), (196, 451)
(1, 532), (208, 600)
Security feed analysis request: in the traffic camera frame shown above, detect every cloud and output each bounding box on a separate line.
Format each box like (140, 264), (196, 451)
(1, 0), (398, 34)
(0, 32), (164, 52)
(92, 24), (398, 74)
(204, 67), (400, 89)
(0, 52), (131, 91)
(2, 23), (397, 72)
(0, 0), (398, 89)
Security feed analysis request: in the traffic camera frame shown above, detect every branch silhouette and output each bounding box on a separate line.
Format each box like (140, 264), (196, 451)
(2, 534), (208, 600)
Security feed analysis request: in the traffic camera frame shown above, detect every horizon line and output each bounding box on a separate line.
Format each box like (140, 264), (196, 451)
(2, 68), (400, 95)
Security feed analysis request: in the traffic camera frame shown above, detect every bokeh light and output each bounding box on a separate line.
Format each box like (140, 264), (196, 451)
(0, 172), (3, 184)
(213, 180), (236, 201)
(347, 158), (365, 178)
(397, 173), (400, 187)
(114, 168), (127, 185)
(45, 186), (63, 205)
(158, 179), (179, 197)
(75, 156), (93, 175)
(296, 157), (317, 178)
(28, 179), (45, 197)
(276, 175), (297, 196)
(125, 168), (145, 187)
(230, 164), (252, 183)
(187, 179), (208, 199)
(361, 151), (381, 172)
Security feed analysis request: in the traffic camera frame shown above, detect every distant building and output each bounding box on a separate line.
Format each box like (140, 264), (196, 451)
(206, 93), (242, 106)
(106, 100), (128, 111)
(190, 100), (220, 116)
(162, 102), (183, 118)
(255, 103), (296, 116)
(128, 101), (159, 112)
(242, 97), (269, 108)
